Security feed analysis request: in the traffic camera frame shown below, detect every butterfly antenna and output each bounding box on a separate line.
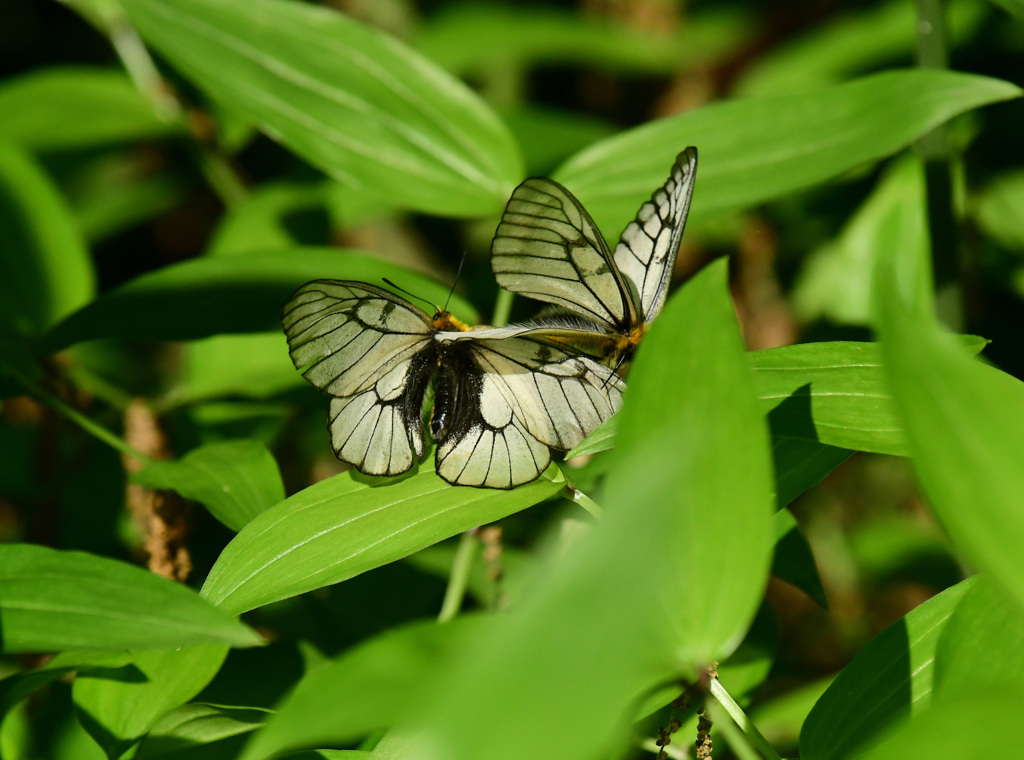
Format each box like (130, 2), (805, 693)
(442, 251), (468, 314)
(381, 278), (439, 312)
(602, 350), (630, 389)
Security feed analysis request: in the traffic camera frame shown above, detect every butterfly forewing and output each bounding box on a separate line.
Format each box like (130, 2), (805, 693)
(491, 178), (637, 330)
(612, 147), (698, 322)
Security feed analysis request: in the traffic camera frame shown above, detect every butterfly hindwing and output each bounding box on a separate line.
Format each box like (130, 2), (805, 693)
(283, 280), (436, 477)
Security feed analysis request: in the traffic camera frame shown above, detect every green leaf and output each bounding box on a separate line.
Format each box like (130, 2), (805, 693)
(41, 248), (480, 353)
(0, 652), (132, 721)
(734, 0), (986, 97)
(136, 703), (269, 758)
(772, 510), (828, 608)
(414, 4), (747, 76)
(121, 0), (522, 217)
(986, 0), (1024, 19)
(793, 156), (927, 326)
(799, 578), (974, 760)
(973, 169), (1024, 251)
(0, 142), (95, 340)
(386, 259), (773, 760)
(0, 67), (178, 150)
(201, 465), (565, 615)
(876, 206), (1024, 612)
(933, 575), (1024, 696)
(0, 544), (262, 652)
(563, 415), (617, 459)
(178, 332), (301, 403)
(132, 440), (285, 532)
(554, 70), (1021, 235)
(73, 645), (229, 759)
(771, 437), (852, 508)
(853, 689), (1024, 760)
(240, 616), (489, 760)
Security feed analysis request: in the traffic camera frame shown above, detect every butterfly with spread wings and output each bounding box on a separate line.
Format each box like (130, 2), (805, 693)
(485, 147), (698, 364)
(282, 280), (624, 489)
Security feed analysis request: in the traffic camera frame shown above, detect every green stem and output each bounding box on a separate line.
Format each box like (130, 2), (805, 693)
(560, 483), (604, 519)
(914, 0), (962, 329)
(709, 678), (783, 760)
(708, 701), (762, 760)
(11, 367), (153, 466)
(491, 289), (515, 328)
(437, 531), (480, 623)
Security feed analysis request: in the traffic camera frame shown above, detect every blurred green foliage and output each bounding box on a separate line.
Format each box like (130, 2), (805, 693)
(1, 1), (1024, 759)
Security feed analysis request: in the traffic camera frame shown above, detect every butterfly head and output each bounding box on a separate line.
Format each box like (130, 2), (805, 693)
(433, 311), (469, 332)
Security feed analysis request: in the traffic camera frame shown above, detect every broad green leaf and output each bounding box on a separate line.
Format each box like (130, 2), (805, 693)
(0, 652), (132, 720)
(73, 645), (229, 759)
(772, 510), (828, 608)
(933, 575), (1024, 696)
(877, 209), (1024, 611)
(240, 616), (489, 760)
(799, 578), (974, 760)
(132, 440), (285, 532)
(206, 181), (336, 258)
(415, 4), (748, 76)
(0, 67), (177, 150)
(771, 437), (852, 508)
(571, 338), (986, 463)
(0, 544), (262, 652)
(388, 259), (773, 760)
(793, 157), (927, 326)
(502, 107), (615, 175)
(178, 332), (301, 403)
(201, 465), (565, 615)
(854, 689), (1024, 760)
(137, 703), (269, 758)
(973, 169), (1024, 250)
(734, 0), (986, 97)
(750, 677), (832, 749)
(554, 70), (1021, 235)
(0, 143), (94, 340)
(41, 248), (480, 353)
(121, 0), (522, 217)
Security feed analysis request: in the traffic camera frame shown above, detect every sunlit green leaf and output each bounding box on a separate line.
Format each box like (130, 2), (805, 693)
(201, 465), (564, 615)
(0, 67), (177, 150)
(42, 248), (480, 353)
(933, 575), (1024, 696)
(877, 201), (1024, 611)
(973, 169), (1024, 251)
(554, 70), (1020, 235)
(136, 703), (269, 758)
(0, 544), (262, 652)
(132, 440), (285, 531)
(121, 0), (522, 217)
(73, 645), (229, 759)
(240, 616), (489, 760)
(0, 652), (132, 721)
(383, 259), (772, 760)
(799, 578), (974, 760)
(178, 332), (301, 403)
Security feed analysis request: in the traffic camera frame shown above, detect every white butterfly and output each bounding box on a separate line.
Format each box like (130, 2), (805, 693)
(482, 147), (698, 363)
(282, 280), (624, 489)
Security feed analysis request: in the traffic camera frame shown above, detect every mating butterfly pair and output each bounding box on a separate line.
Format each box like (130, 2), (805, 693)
(282, 148), (697, 488)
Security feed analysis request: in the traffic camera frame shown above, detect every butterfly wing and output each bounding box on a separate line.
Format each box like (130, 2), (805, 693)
(433, 332), (625, 488)
(612, 147), (698, 323)
(491, 177), (638, 332)
(282, 280), (435, 476)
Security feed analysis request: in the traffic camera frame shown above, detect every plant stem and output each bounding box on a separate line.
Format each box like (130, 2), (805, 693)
(560, 483), (604, 519)
(708, 700), (761, 760)
(11, 367), (154, 467)
(709, 678), (783, 760)
(915, 0), (962, 329)
(491, 289), (515, 328)
(437, 531), (480, 623)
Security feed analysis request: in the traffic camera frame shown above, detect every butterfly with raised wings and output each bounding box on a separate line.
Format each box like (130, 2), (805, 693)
(282, 280), (624, 489)
(479, 147), (698, 364)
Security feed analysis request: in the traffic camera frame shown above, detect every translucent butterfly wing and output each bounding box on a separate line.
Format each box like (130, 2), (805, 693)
(612, 147), (698, 322)
(433, 332), (625, 488)
(282, 280), (435, 477)
(491, 178), (637, 330)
